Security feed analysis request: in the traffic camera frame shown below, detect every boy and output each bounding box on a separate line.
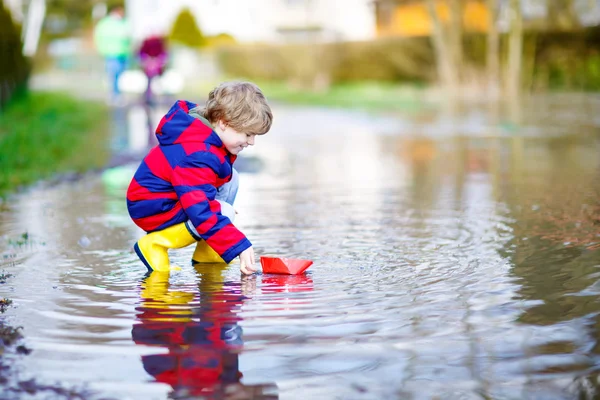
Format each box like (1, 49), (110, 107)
(127, 81), (273, 275)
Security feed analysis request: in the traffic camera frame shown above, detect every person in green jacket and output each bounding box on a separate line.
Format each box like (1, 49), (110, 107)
(93, 5), (131, 104)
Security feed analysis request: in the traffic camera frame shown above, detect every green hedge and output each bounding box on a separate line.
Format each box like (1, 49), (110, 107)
(217, 37), (435, 87)
(0, 3), (29, 109)
(217, 27), (600, 91)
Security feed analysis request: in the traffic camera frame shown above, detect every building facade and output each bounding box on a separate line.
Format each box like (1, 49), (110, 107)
(126, 0), (376, 43)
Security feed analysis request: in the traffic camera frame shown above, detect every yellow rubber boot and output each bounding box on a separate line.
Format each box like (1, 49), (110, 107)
(191, 240), (227, 264)
(134, 222), (196, 272)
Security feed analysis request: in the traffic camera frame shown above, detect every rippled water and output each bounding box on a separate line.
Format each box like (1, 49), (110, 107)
(1, 101), (600, 399)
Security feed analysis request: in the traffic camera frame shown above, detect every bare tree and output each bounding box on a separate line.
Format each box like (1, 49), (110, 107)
(22, 0), (46, 56)
(486, 0), (500, 91)
(449, 0), (464, 81)
(506, 0), (523, 101)
(426, 0), (459, 92)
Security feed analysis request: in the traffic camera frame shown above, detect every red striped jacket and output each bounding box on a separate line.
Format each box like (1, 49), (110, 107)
(127, 100), (251, 263)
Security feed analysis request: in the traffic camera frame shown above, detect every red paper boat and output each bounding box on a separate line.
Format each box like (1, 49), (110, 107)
(260, 257), (313, 275)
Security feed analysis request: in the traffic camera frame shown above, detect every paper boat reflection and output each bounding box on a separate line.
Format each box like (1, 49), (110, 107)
(260, 257), (313, 275)
(261, 273), (314, 294)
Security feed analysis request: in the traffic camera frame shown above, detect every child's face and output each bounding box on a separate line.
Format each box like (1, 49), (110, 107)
(216, 121), (256, 155)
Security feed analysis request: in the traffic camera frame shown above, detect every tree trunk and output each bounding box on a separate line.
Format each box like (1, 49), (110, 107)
(449, 0), (463, 82)
(22, 0), (46, 57)
(426, 0), (458, 92)
(506, 0), (522, 102)
(486, 0), (500, 92)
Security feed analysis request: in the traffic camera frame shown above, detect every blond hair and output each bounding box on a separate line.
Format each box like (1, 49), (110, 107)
(201, 81), (272, 135)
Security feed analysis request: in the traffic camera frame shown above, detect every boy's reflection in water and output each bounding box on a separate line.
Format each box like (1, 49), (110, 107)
(132, 264), (278, 399)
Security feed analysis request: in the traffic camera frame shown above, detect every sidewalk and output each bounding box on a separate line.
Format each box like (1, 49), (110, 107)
(29, 69), (108, 101)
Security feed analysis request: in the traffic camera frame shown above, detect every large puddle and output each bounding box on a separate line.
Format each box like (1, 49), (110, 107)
(2, 98), (600, 399)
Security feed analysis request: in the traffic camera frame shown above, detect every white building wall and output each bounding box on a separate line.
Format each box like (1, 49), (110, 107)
(258, 0), (376, 42)
(126, 0), (375, 43)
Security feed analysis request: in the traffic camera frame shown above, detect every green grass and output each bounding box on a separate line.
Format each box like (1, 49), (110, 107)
(258, 81), (431, 112)
(186, 79), (434, 113)
(0, 92), (110, 197)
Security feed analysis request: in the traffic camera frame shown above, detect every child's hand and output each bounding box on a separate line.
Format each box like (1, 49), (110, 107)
(239, 247), (257, 275)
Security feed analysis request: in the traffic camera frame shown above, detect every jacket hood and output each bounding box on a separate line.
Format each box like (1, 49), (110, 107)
(155, 100), (225, 149)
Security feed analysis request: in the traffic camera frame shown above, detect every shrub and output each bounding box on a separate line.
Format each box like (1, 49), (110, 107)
(169, 8), (206, 48)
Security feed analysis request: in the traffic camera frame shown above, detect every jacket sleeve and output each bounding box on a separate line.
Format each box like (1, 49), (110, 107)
(172, 152), (251, 263)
